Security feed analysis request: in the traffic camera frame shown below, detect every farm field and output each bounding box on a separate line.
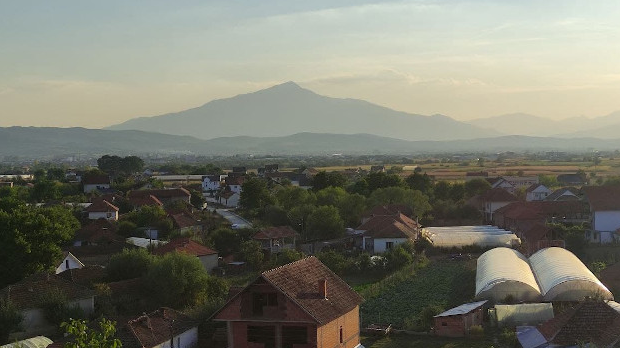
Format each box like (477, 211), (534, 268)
(361, 334), (495, 348)
(359, 259), (477, 329)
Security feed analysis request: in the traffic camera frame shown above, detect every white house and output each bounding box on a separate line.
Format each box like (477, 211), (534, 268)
(85, 199), (119, 221)
(357, 213), (419, 254)
(480, 188), (518, 222)
(545, 187), (581, 201)
(124, 308), (198, 348)
(526, 184), (552, 202)
(55, 251), (85, 274)
(583, 186), (620, 243)
(218, 191), (240, 208)
(82, 175), (111, 193)
(201, 174), (226, 194)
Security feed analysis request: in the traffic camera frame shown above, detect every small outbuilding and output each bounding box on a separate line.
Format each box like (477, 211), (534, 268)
(433, 300), (487, 337)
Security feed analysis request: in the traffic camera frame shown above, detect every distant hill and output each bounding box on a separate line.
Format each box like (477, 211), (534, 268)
(3, 127), (620, 159)
(106, 82), (497, 141)
(468, 111), (620, 137)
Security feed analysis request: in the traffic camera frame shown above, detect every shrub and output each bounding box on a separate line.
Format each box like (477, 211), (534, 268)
(469, 325), (484, 339)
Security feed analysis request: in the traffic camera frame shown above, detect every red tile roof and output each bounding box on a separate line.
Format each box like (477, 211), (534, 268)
(0, 273), (94, 310)
(480, 188), (518, 202)
(129, 194), (163, 207)
(152, 237), (217, 257)
(128, 188), (190, 200)
(357, 213), (419, 239)
(537, 301), (620, 347)
(127, 308), (197, 348)
(362, 204), (413, 219)
(253, 226), (299, 240)
(583, 186), (620, 211)
(171, 212), (200, 229)
(57, 265), (106, 288)
(522, 223), (551, 243)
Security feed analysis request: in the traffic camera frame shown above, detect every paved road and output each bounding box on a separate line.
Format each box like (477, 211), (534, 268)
(215, 209), (253, 229)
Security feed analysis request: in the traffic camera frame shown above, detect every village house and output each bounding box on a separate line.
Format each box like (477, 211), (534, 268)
(356, 213), (419, 254)
(557, 173), (587, 186)
(433, 300), (487, 338)
(492, 200), (589, 235)
(225, 176), (245, 194)
(117, 308), (199, 348)
(253, 226), (299, 254)
(582, 186), (620, 243)
(479, 188), (518, 222)
(232, 166), (247, 175)
(369, 165), (385, 173)
(525, 184), (552, 202)
(517, 301), (620, 348)
(153, 237), (219, 272)
(520, 223), (565, 255)
(128, 194), (164, 208)
(202, 174), (227, 194)
(219, 191), (241, 208)
(211, 256), (364, 348)
(170, 211), (203, 234)
(360, 204), (413, 225)
(0, 273), (95, 338)
(544, 187), (581, 201)
(85, 199), (119, 221)
(82, 174), (111, 193)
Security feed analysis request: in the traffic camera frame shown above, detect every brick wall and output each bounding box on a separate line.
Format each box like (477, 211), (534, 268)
(316, 306), (360, 348)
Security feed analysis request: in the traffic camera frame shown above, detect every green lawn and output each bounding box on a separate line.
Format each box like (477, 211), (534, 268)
(361, 334), (496, 348)
(360, 260), (477, 329)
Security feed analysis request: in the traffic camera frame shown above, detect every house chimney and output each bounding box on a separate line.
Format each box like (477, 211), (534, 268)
(318, 279), (327, 299)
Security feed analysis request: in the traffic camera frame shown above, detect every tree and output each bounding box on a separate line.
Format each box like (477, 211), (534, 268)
(263, 205), (290, 226)
(449, 183), (465, 201)
(368, 187), (432, 218)
(61, 317), (122, 348)
(189, 189), (206, 209)
(145, 252), (213, 308)
(384, 245), (413, 271)
(107, 248), (154, 281)
(315, 187), (347, 207)
(29, 180), (62, 202)
(97, 155), (144, 176)
(239, 178), (273, 212)
(464, 178), (491, 198)
(275, 186), (315, 209)
(240, 240), (264, 270)
(539, 174), (559, 188)
(312, 171), (347, 191)
(434, 181), (451, 201)
(337, 193), (367, 227)
(208, 228), (242, 256)
(365, 172), (405, 193)
(306, 206), (344, 240)
(405, 172), (433, 196)
(0, 299), (22, 344)
(0, 204), (79, 287)
(273, 248), (304, 267)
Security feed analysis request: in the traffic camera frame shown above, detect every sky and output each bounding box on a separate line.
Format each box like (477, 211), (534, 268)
(1, 0), (620, 128)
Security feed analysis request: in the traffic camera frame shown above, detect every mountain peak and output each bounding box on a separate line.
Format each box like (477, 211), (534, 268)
(268, 81), (302, 90)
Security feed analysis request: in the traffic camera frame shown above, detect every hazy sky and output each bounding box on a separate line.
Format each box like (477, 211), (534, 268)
(1, 0), (620, 128)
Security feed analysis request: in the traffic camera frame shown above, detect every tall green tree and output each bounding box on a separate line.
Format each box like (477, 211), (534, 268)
(337, 193), (367, 227)
(306, 206), (344, 240)
(0, 204), (79, 287)
(405, 172), (433, 196)
(239, 178), (273, 212)
(464, 178), (491, 197)
(107, 248), (154, 281)
(368, 187), (432, 218)
(145, 252), (214, 308)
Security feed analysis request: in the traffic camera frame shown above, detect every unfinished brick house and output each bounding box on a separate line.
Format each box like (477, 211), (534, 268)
(212, 256), (364, 348)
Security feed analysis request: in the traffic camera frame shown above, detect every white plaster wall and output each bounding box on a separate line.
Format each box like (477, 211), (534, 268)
(373, 238), (408, 253)
(153, 327), (198, 348)
(199, 254), (219, 273)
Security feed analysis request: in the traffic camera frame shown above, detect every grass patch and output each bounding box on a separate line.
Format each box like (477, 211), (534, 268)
(360, 260), (476, 329)
(361, 334), (495, 348)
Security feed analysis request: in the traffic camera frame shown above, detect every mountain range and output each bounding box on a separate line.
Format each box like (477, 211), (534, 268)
(468, 111), (620, 138)
(107, 82), (496, 141)
(3, 127), (620, 159)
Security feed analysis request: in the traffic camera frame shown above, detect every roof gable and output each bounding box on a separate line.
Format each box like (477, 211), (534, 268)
(0, 273), (94, 310)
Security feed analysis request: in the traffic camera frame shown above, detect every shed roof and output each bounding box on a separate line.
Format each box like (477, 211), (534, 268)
(434, 300), (487, 318)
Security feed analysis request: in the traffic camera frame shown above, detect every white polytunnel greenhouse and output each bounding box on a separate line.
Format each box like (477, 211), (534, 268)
(423, 226), (520, 248)
(529, 247), (614, 301)
(0, 336), (53, 348)
(475, 248), (542, 302)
